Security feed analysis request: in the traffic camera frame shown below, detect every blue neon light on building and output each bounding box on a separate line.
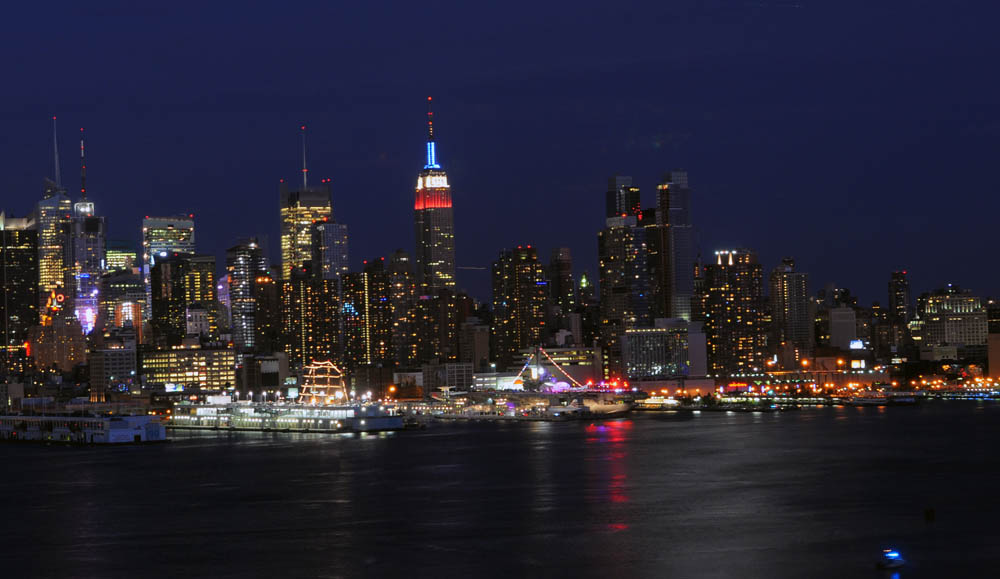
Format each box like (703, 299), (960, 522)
(425, 142), (440, 169)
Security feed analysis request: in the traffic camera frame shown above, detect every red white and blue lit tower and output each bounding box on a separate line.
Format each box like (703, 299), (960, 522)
(413, 97), (456, 292)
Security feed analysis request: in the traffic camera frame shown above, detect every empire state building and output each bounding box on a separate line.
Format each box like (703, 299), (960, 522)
(413, 97), (456, 292)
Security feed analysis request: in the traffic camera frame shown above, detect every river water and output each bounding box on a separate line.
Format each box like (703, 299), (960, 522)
(2, 402), (998, 578)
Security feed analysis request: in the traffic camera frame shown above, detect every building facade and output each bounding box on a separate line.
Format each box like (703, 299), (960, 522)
(0, 214), (39, 376)
(414, 97), (456, 292)
(492, 246), (548, 371)
(703, 249), (765, 376)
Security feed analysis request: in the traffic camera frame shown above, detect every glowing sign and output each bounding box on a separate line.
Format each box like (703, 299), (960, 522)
(849, 339), (864, 350)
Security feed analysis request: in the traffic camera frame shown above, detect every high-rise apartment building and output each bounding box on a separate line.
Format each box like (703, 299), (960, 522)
(280, 269), (341, 371)
(387, 250), (418, 368)
(342, 258), (394, 370)
(414, 97), (456, 292)
(703, 249), (766, 376)
(226, 239), (269, 354)
(252, 271), (282, 355)
(769, 257), (813, 361)
(598, 214), (651, 378)
(491, 246), (548, 371)
(548, 247), (575, 316)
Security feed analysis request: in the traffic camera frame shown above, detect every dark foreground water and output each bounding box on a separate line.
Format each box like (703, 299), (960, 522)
(2, 402), (999, 578)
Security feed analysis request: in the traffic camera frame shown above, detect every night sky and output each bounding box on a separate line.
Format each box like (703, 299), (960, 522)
(2, 1), (997, 303)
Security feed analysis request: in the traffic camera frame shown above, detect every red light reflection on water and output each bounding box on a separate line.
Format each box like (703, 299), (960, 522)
(585, 420), (633, 526)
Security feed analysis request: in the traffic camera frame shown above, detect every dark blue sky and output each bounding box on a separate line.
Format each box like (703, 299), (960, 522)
(2, 1), (997, 303)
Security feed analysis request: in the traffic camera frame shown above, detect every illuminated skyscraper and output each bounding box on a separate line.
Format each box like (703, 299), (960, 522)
(414, 97), (456, 292)
(280, 268), (341, 371)
(149, 253), (216, 346)
(1, 213), (39, 377)
(548, 247), (575, 316)
(888, 270), (911, 324)
(142, 215), (195, 320)
(703, 249), (766, 376)
(312, 219), (349, 280)
(491, 246), (548, 370)
(226, 239), (269, 354)
(654, 171), (695, 321)
(342, 258), (393, 370)
(768, 257), (813, 362)
(65, 129), (105, 334)
(387, 249), (418, 368)
(280, 127), (333, 280)
(34, 118), (72, 308)
(598, 214), (651, 378)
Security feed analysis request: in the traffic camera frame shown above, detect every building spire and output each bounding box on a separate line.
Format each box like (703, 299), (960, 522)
(52, 116), (62, 189)
(300, 124), (309, 189)
(79, 127), (87, 198)
(424, 96), (441, 170)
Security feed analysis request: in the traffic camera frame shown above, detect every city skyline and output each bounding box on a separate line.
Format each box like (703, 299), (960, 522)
(2, 110), (994, 309)
(2, 2), (997, 306)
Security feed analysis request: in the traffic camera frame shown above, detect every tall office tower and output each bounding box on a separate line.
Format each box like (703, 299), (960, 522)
(888, 271), (911, 324)
(597, 215), (651, 378)
(35, 180), (72, 308)
(142, 215), (195, 320)
(491, 246), (549, 370)
(342, 258), (394, 370)
(34, 118), (73, 309)
(413, 97), (456, 292)
(149, 253), (216, 346)
(768, 257), (813, 364)
(703, 249), (766, 376)
(280, 269), (341, 371)
(105, 240), (137, 272)
(605, 175), (641, 219)
(387, 249), (418, 368)
(1, 213), (39, 377)
(252, 271), (282, 354)
(65, 129), (105, 334)
(280, 127), (333, 280)
(312, 219), (350, 280)
(548, 247), (575, 316)
(652, 171), (695, 321)
(226, 239), (269, 354)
